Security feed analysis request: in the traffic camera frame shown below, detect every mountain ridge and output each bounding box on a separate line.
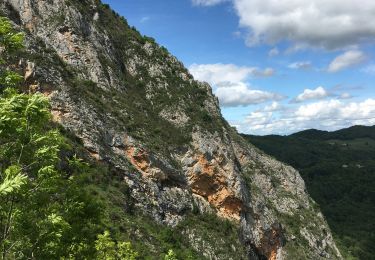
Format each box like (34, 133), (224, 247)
(1, 0), (341, 259)
(290, 125), (375, 140)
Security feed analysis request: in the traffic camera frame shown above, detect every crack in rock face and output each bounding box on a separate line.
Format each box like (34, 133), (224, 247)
(259, 223), (284, 260)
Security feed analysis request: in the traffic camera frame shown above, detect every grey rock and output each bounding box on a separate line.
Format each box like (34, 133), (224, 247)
(0, 0), (342, 259)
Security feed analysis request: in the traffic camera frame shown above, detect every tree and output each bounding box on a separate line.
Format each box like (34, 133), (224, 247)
(0, 16), (103, 259)
(0, 16), (70, 258)
(95, 231), (138, 260)
(0, 88), (65, 258)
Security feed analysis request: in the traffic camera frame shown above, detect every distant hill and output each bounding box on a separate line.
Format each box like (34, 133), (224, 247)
(242, 125), (375, 260)
(291, 125), (375, 140)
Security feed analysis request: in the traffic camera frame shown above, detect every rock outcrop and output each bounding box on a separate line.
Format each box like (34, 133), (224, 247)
(0, 0), (342, 259)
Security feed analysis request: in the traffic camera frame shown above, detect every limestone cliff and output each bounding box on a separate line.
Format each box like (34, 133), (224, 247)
(0, 0), (342, 259)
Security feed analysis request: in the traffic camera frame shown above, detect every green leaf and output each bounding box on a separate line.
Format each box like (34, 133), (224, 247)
(95, 231), (116, 260)
(164, 249), (178, 260)
(0, 71), (23, 88)
(0, 165), (27, 195)
(118, 241), (139, 260)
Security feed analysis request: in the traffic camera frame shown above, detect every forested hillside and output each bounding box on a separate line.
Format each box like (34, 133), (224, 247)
(243, 126), (375, 259)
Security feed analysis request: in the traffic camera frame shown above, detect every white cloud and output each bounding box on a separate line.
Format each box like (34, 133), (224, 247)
(242, 111), (273, 129)
(189, 63), (281, 107)
(328, 50), (366, 72)
(215, 82), (283, 107)
(339, 93), (352, 99)
(268, 48), (279, 57)
(189, 63), (252, 85)
(293, 86), (329, 103)
(192, 0), (228, 6)
(262, 101), (284, 112)
(189, 63), (275, 85)
(254, 68), (275, 77)
(288, 61), (312, 70)
(236, 99), (375, 135)
(295, 99), (375, 120)
(295, 100), (341, 118)
(231, 0), (375, 49)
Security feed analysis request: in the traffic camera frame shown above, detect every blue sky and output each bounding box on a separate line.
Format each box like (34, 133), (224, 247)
(103, 0), (375, 135)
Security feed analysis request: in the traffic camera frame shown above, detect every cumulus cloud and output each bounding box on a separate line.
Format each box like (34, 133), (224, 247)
(189, 63), (275, 85)
(189, 63), (282, 107)
(262, 101), (284, 112)
(236, 99), (375, 135)
(192, 0), (228, 6)
(295, 99), (375, 120)
(230, 0), (375, 49)
(293, 86), (330, 103)
(328, 50), (367, 72)
(215, 82), (284, 107)
(288, 61), (312, 70)
(189, 63), (252, 85)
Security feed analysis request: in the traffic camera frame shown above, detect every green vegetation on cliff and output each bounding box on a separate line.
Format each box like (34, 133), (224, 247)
(0, 16), (244, 259)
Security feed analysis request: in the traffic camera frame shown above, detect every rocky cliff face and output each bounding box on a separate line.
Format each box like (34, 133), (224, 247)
(1, 0), (342, 259)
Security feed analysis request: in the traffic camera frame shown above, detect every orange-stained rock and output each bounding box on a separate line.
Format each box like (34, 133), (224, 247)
(89, 151), (100, 161)
(125, 146), (150, 173)
(269, 249), (277, 260)
(123, 140), (168, 181)
(259, 223), (284, 260)
(188, 154), (243, 221)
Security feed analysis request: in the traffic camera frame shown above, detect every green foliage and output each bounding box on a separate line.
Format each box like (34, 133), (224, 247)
(0, 16), (103, 259)
(0, 17), (24, 53)
(95, 231), (138, 260)
(0, 165), (26, 195)
(0, 71), (23, 89)
(243, 126), (375, 259)
(175, 214), (247, 259)
(0, 16), (24, 92)
(292, 125), (375, 140)
(0, 86), (106, 259)
(117, 241), (139, 260)
(164, 249), (178, 260)
(95, 231), (117, 260)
